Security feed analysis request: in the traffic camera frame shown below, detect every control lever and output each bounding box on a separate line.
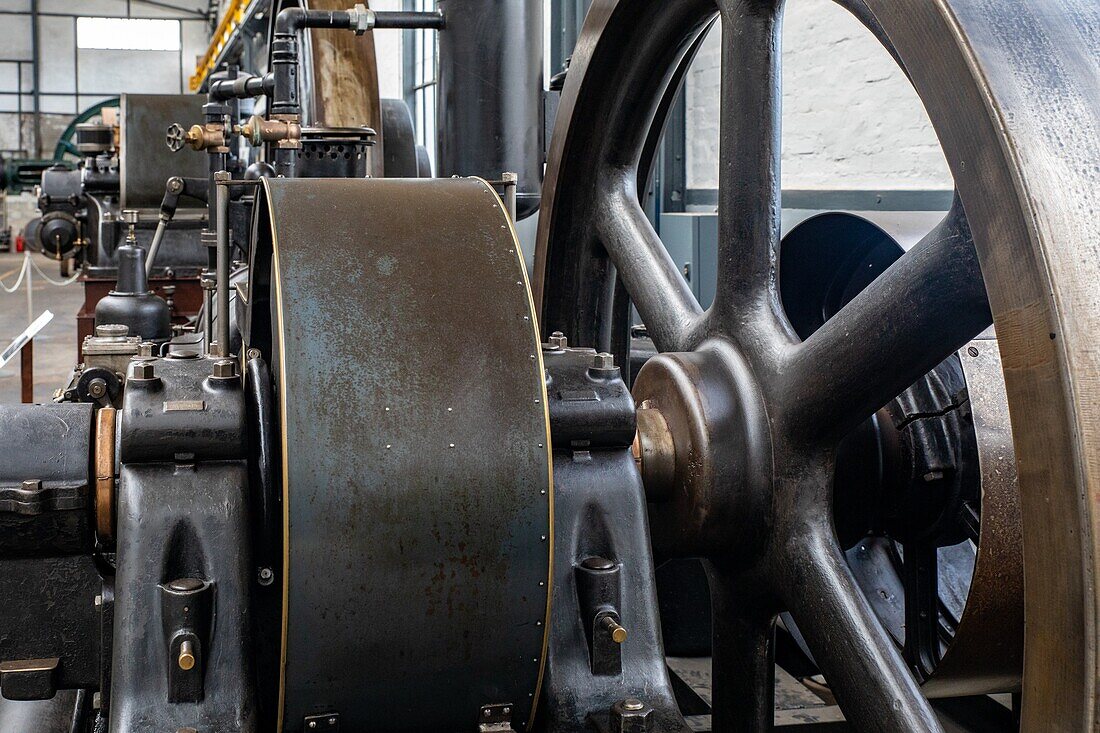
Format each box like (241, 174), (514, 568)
(146, 176), (209, 275)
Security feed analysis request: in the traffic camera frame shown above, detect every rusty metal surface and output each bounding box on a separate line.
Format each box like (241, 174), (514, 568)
(259, 177), (552, 731)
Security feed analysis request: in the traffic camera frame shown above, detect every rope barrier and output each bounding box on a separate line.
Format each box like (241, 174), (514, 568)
(27, 253), (81, 287)
(0, 256), (29, 294)
(0, 252), (80, 292)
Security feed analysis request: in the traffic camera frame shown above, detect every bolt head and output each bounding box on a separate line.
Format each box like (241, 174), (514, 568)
(167, 577), (204, 592)
(88, 379), (107, 398)
(548, 331), (568, 349)
(610, 697), (652, 732)
(132, 362), (155, 380)
(581, 556), (615, 571)
(212, 359), (238, 379)
(591, 352), (615, 370)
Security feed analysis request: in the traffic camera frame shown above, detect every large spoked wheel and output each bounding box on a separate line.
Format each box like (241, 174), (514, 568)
(534, 1), (1100, 730)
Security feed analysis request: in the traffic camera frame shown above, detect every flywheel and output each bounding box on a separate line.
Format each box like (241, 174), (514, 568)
(535, 0), (1100, 730)
(248, 177), (552, 731)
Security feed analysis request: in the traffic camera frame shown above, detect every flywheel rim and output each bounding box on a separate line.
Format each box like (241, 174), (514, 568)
(535, 0), (1100, 730)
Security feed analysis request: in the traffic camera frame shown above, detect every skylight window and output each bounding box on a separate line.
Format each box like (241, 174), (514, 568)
(76, 17), (181, 51)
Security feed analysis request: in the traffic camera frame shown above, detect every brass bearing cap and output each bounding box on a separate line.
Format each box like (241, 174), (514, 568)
(94, 407), (117, 542)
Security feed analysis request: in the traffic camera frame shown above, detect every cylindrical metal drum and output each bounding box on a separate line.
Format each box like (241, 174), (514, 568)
(249, 177), (553, 731)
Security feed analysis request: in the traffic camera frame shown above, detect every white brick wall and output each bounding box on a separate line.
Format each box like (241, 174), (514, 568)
(686, 0), (952, 191)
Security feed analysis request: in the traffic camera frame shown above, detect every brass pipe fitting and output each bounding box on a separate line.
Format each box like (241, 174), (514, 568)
(237, 114), (302, 149)
(166, 122), (227, 153)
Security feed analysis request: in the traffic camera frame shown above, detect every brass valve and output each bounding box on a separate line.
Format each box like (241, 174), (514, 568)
(166, 122), (227, 152)
(236, 114), (302, 148)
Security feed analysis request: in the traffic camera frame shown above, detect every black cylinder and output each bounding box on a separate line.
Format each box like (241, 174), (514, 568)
(95, 244), (172, 342)
(297, 127), (375, 179)
(436, 0), (543, 219)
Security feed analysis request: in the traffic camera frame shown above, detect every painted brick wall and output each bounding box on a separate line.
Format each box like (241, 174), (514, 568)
(686, 0), (953, 191)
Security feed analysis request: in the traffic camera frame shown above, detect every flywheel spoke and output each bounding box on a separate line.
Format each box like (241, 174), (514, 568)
(779, 522), (943, 732)
(706, 561), (777, 733)
(901, 543), (942, 681)
(709, 0), (785, 335)
(598, 188), (703, 351)
(781, 195), (991, 444)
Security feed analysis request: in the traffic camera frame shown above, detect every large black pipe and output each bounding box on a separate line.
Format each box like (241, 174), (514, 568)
(208, 74), (275, 101)
(437, 0), (544, 219)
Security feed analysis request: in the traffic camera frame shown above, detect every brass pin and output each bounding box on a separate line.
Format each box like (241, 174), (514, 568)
(601, 615), (628, 644)
(178, 640), (196, 671)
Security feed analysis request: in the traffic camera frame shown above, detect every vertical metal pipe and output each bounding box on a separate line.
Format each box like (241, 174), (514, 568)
(214, 171), (231, 357)
(30, 0), (42, 158)
(502, 171), (517, 222)
(207, 151), (228, 271)
(202, 274), (214, 353)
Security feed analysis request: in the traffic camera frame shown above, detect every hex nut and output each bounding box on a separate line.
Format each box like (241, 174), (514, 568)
(591, 352), (615, 370)
(132, 362), (156, 380)
(350, 3), (372, 33)
(548, 331), (568, 349)
(212, 359), (238, 379)
(610, 698), (653, 733)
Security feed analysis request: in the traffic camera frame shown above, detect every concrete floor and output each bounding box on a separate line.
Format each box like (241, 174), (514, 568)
(0, 250), (83, 404)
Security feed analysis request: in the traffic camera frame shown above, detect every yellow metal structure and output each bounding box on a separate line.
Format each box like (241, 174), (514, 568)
(189, 0), (250, 92)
